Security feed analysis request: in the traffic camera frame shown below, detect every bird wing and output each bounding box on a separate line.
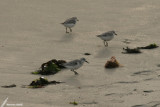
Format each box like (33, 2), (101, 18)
(102, 32), (113, 37)
(63, 18), (76, 24)
(63, 59), (79, 67)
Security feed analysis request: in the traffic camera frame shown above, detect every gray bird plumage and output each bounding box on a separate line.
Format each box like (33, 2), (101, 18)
(61, 17), (79, 33)
(97, 31), (117, 47)
(63, 58), (88, 75)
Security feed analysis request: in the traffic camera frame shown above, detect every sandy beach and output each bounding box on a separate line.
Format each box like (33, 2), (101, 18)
(0, 0), (160, 107)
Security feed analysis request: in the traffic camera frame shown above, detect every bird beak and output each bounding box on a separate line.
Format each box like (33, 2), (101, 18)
(85, 61), (89, 63)
(77, 19), (79, 21)
(115, 33), (117, 35)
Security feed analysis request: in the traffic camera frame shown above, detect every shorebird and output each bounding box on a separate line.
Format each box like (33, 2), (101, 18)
(61, 17), (79, 33)
(63, 58), (89, 75)
(97, 31), (117, 47)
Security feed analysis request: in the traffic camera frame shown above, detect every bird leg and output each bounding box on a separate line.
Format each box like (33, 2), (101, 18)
(106, 42), (108, 47)
(66, 27), (69, 33)
(71, 69), (78, 75)
(69, 28), (72, 32)
(104, 41), (108, 47)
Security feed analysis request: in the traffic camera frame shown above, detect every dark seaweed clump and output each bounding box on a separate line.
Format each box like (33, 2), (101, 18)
(32, 59), (66, 75)
(29, 77), (63, 88)
(84, 53), (91, 55)
(69, 101), (78, 105)
(137, 43), (159, 49)
(122, 47), (141, 54)
(105, 56), (120, 68)
(51, 59), (66, 69)
(1, 84), (16, 88)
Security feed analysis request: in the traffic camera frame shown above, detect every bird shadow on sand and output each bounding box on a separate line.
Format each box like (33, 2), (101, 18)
(95, 47), (112, 58)
(104, 68), (117, 75)
(63, 75), (82, 87)
(59, 33), (76, 42)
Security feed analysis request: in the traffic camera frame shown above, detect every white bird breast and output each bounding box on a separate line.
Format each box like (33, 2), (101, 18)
(64, 23), (75, 28)
(101, 35), (114, 41)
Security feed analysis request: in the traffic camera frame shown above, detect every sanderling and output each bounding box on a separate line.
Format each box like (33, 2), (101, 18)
(61, 17), (79, 33)
(63, 58), (89, 75)
(97, 31), (117, 47)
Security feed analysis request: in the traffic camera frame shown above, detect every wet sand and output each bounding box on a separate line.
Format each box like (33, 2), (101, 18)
(0, 0), (160, 107)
